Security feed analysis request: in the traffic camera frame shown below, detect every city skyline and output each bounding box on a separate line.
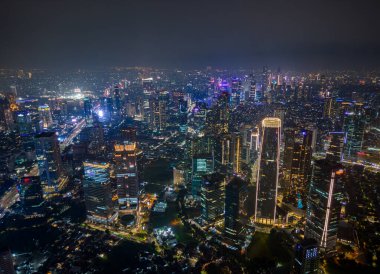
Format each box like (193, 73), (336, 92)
(0, 1), (380, 273)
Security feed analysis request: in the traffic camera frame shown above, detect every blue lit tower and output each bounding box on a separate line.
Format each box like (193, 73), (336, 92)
(34, 131), (63, 197)
(305, 159), (344, 253)
(342, 103), (366, 160)
(293, 238), (319, 274)
(191, 153), (214, 196)
(83, 97), (93, 123)
(255, 118), (281, 225)
(83, 161), (117, 224)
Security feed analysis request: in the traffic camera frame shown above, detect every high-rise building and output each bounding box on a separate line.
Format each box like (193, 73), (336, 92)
(114, 142), (139, 210)
(207, 90), (230, 135)
(83, 97), (93, 123)
(35, 132), (63, 197)
(0, 248), (15, 274)
(326, 132), (344, 162)
(231, 77), (242, 106)
(225, 176), (248, 238)
(16, 111), (33, 137)
(17, 176), (45, 219)
(283, 129), (313, 208)
(191, 153), (214, 196)
(200, 173), (225, 224)
(305, 159), (344, 253)
(83, 161), (117, 224)
(293, 238), (319, 274)
(343, 103), (366, 161)
(149, 90), (168, 132)
(113, 85), (122, 114)
(38, 104), (53, 129)
(255, 117), (281, 224)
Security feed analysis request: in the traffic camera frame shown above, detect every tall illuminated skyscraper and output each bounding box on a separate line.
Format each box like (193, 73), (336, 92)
(283, 129), (313, 208)
(38, 104), (53, 129)
(200, 173), (225, 224)
(83, 97), (93, 123)
(305, 159), (344, 253)
(231, 77), (242, 106)
(114, 142), (139, 210)
(83, 161), (117, 224)
(16, 111), (33, 137)
(191, 153), (214, 196)
(35, 132), (63, 197)
(149, 90), (168, 133)
(326, 132), (344, 162)
(255, 117), (281, 224)
(343, 103), (366, 161)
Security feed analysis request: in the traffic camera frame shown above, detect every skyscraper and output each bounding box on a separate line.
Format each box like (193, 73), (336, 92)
(200, 173), (225, 224)
(305, 159), (344, 253)
(255, 117), (281, 224)
(16, 111), (33, 137)
(149, 90), (168, 133)
(343, 103), (366, 161)
(293, 238), (319, 274)
(83, 161), (117, 224)
(35, 132), (63, 197)
(114, 142), (139, 210)
(191, 153), (214, 196)
(283, 129), (313, 208)
(38, 104), (53, 129)
(326, 132), (344, 162)
(17, 176), (45, 219)
(83, 97), (93, 123)
(225, 176), (248, 238)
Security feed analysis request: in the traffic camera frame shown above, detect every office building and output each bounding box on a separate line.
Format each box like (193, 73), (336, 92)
(283, 129), (313, 208)
(293, 238), (319, 274)
(114, 142), (139, 210)
(83, 161), (117, 224)
(18, 176), (45, 219)
(305, 159), (344, 253)
(35, 132), (63, 197)
(200, 173), (225, 223)
(255, 118), (281, 224)
(326, 132), (344, 162)
(38, 104), (53, 129)
(255, 118), (281, 223)
(191, 153), (214, 196)
(225, 176), (248, 238)
(343, 103), (366, 160)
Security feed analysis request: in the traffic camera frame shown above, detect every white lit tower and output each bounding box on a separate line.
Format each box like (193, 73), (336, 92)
(255, 118), (281, 225)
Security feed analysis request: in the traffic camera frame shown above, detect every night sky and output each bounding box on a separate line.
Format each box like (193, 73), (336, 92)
(1, 0), (380, 70)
